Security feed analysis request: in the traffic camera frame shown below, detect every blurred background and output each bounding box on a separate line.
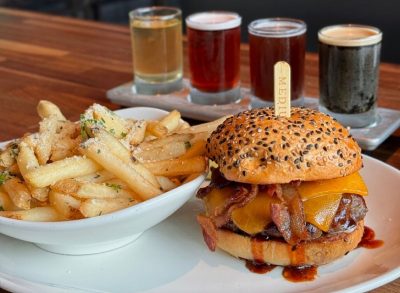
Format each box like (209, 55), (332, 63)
(0, 0), (398, 63)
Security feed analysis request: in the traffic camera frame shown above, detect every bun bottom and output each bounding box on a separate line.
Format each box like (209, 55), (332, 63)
(214, 221), (364, 266)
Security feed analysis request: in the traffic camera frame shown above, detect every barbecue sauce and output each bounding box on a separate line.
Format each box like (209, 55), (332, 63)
(243, 226), (382, 282)
(282, 266), (317, 282)
(358, 226), (384, 249)
(247, 237), (317, 282)
(245, 260), (276, 274)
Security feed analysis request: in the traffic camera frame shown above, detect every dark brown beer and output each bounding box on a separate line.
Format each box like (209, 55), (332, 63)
(318, 25), (382, 127)
(249, 18), (306, 102)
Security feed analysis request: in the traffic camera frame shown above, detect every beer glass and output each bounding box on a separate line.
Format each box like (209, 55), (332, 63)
(248, 18), (306, 105)
(319, 24), (382, 128)
(186, 11), (241, 105)
(130, 7), (183, 95)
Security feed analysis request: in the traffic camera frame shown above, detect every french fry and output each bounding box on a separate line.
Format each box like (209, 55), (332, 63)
(143, 156), (207, 177)
(52, 178), (137, 200)
(159, 110), (181, 133)
(91, 127), (160, 188)
(2, 177), (31, 210)
(139, 133), (193, 150)
(174, 120), (191, 132)
(37, 100), (66, 120)
(50, 136), (80, 161)
(51, 121), (80, 161)
(22, 133), (39, 149)
(51, 178), (80, 194)
(35, 115), (59, 165)
(80, 197), (137, 218)
(0, 207), (59, 221)
(77, 182), (136, 199)
(135, 141), (188, 162)
(91, 104), (128, 138)
(49, 191), (82, 220)
(179, 140), (206, 159)
(0, 141), (19, 168)
(156, 176), (178, 192)
(80, 139), (162, 200)
(25, 156), (101, 188)
(17, 142), (49, 201)
(177, 115), (229, 135)
(146, 121), (168, 138)
(0, 190), (20, 211)
(122, 119), (147, 146)
(75, 170), (115, 183)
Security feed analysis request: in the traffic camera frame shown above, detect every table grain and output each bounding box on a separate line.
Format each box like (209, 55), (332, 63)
(0, 7), (399, 292)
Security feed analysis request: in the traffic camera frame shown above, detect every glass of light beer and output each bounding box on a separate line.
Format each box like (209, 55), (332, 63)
(186, 11), (241, 105)
(130, 7), (183, 95)
(248, 18), (306, 105)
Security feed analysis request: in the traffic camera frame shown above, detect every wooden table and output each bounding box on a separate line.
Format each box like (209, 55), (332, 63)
(0, 7), (399, 292)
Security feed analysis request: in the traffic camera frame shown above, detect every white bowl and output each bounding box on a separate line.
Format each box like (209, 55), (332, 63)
(0, 107), (206, 255)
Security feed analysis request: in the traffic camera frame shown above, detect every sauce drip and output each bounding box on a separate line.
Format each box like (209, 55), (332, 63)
(289, 244), (306, 266)
(282, 266), (317, 282)
(245, 260), (276, 274)
(358, 226), (384, 249)
(251, 237), (264, 262)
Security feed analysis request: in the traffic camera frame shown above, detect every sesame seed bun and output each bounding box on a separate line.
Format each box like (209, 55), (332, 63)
(206, 108), (362, 184)
(198, 214), (364, 266)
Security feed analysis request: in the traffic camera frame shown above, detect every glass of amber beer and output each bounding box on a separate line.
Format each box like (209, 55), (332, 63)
(130, 7), (183, 95)
(186, 12), (241, 104)
(249, 18), (306, 105)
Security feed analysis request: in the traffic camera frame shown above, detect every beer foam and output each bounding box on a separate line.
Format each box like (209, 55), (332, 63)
(319, 25), (382, 47)
(186, 12), (241, 31)
(248, 18), (306, 38)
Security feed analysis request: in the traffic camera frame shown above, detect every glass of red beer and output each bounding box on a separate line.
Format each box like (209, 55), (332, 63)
(186, 12), (241, 105)
(248, 18), (306, 105)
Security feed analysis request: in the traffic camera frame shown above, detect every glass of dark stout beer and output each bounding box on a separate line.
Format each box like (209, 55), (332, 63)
(248, 18), (306, 105)
(319, 24), (382, 128)
(186, 12), (241, 105)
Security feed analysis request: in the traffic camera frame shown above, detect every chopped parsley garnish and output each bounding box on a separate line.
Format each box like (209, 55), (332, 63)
(80, 114), (105, 139)
(109, 128), (115, 135)
(105, 183), (122, 192)
(0, 172), (10, 185)
(185, 141), (191, 149)
(121, 132), (127, 138)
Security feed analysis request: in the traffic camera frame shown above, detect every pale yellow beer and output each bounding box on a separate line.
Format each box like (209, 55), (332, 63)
(130, 7), (183, 94)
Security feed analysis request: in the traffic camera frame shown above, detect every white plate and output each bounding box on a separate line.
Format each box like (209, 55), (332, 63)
(0, 155), (399, 291)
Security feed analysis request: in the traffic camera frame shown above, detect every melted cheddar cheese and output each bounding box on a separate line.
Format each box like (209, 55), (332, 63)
(297, 172), (368, 201)
(202, 172), (368, 235)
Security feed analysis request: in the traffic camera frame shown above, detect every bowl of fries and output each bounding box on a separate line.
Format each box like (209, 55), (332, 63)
(0, 101), (224, 255)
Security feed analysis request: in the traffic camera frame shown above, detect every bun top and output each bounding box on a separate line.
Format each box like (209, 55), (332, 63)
(206, 108), (362, 184)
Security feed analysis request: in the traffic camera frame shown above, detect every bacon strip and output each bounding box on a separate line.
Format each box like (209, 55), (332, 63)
(271, 184), (309, 245)
(197, 214), (218, 251)
(271, 203), (299, 245)
(213, 184), (259, 227)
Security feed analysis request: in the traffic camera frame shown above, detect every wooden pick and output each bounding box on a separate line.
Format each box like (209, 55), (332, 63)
(274, 61), (291, 117)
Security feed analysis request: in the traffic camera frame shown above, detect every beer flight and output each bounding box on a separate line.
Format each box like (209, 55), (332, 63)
(129, 7), (382, 128)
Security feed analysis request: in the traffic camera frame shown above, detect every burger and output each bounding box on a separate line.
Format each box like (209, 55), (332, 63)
(196, 107), (368, 271)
